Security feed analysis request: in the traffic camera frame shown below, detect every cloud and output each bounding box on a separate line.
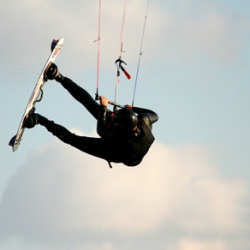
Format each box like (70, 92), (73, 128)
(155, 4), (245, 65)
(1, 1), (250, 249)
(2, 0), (246, 76)
(170, 238), (228, 250)
(168, 237), (250, 250)
(0, 132), (249, 249)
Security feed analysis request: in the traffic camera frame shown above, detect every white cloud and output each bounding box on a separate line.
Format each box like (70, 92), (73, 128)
(1, 1), (250, 249)
(0, 133), (249, 249)
(167, 237), (250, 250)
(170, 238), (227, 250)
(2, 0), (246, 76)
(137, 1), (245, 64)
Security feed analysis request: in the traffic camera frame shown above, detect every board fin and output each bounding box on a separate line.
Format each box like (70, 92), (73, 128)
(9, 135), (16, 147)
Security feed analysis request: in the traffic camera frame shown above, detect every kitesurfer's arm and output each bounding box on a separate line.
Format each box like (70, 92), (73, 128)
(97, 96), (117, 139)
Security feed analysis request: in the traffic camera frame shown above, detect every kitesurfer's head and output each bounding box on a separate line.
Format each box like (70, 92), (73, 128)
(114, 108), (138, 131)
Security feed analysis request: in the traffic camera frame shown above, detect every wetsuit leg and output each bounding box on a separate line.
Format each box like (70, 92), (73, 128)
(56, 77), (100, 119)
(39, 117), (124, 163)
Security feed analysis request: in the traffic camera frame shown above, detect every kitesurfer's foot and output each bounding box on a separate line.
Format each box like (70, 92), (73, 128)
(25, 113), (39, 128)
(44, 62), (59, 80)
(44, 63), (64, 81)
(25, 110), (55, 130)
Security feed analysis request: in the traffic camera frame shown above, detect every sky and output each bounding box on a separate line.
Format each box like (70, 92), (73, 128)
(1, 0), (250, 249)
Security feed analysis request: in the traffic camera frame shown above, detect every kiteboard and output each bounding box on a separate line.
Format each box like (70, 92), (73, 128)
(9, 38), (64, 152)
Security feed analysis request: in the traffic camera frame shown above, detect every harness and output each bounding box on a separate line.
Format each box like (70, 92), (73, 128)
(123, 119), (154, 166)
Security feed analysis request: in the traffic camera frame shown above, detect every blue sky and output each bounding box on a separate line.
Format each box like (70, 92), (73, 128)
(1, 1), (250, 250)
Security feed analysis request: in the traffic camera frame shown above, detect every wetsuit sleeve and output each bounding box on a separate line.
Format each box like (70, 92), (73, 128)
(56, 76), (100, 120)
(132, 106), (159, 124)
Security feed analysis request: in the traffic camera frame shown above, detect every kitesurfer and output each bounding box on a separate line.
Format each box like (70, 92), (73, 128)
(25, 63), (159, 167)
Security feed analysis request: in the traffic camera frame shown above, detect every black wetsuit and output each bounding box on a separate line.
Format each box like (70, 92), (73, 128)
(38, 76), (159, 167)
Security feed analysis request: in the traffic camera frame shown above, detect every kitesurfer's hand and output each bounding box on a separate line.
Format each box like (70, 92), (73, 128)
(100, 96), (108, 107)
(125, 104), (133, 109)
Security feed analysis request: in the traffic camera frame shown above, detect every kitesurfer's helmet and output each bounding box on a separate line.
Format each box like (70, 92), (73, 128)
(114, 108), (138, 131)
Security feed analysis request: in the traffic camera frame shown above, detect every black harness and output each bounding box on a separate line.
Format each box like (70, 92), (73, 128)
(122, 119), (155, 166)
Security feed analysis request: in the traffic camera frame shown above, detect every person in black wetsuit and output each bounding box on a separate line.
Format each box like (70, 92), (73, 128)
(26, 63), (159, 167)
